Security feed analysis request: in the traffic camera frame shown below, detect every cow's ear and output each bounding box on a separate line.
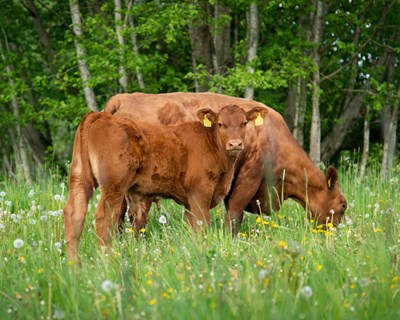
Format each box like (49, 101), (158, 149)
(197, 108), (217, 127)
(246, 107), (268, 126)
(326, 166), (338, 191)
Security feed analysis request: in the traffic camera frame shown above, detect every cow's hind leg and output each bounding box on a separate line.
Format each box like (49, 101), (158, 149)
(95, 189), (126, 252)
(64, 186), (92, 263)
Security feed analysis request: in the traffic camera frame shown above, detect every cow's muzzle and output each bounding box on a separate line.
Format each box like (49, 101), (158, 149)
(226, 139), (244, 155)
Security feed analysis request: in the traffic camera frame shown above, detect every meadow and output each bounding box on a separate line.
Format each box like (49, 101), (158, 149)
(0, 163), (399, 320)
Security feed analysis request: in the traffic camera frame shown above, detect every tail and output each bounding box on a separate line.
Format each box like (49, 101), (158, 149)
(69, 112), (103, 199)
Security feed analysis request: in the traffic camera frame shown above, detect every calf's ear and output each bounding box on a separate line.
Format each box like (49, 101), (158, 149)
(246, 107), (268, 126)
(326, 166), (338, 191)
(197, 108), (217, 127)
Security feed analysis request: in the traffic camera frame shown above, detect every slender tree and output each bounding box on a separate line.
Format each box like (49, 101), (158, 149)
(114, 0), (128, 92)
(309, 0), (326, 164)
(69, 0), (98, 111)
(244, 1), (258, 100)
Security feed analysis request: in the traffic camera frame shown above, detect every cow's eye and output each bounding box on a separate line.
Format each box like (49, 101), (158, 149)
(241, 122), (247, 128)
(218, 123), (223, 128)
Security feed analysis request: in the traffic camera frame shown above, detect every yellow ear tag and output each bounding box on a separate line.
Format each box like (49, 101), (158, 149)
(328, 178), (332, 189)
(255, 113), (263, 126)
(203, 115), (212, 127)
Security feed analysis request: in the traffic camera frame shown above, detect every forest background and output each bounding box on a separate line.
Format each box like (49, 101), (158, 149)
(0, 0), (399, 183)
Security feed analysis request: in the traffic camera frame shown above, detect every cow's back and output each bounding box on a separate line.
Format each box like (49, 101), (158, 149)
(105, 92), (274, 123)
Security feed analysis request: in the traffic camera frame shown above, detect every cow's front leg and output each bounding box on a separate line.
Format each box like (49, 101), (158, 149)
(225, 160), (264, 234)
(186, 195), (211, 231)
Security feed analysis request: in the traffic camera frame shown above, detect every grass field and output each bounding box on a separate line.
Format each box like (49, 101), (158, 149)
(0, 164), (399, 319)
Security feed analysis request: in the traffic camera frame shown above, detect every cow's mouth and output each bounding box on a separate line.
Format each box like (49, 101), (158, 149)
(227, 148), (243, 156)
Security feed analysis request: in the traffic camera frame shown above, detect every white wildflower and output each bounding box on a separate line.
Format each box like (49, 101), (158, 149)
(158, 215), (167, 225)
(101, 279), (115, 293)
(13, 239), (24, 249)
(300, 285), (313, 299)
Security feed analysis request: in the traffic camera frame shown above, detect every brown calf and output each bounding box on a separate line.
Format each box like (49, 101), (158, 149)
(105, 92), (347, 233)
(64, 105), (268, 260)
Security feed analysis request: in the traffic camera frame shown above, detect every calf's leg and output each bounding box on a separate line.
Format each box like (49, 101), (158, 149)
(64, 188), (91, 263)
(95, 189), (126, 251)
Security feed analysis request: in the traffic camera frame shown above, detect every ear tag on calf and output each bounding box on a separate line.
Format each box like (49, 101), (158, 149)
(255, 113), (263, 126)
(203, 115), (212, 127)
(328, 178), (332, 189)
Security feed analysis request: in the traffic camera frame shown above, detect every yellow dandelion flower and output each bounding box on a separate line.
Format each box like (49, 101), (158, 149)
(392, 276), (399, 282)
(349, 283), (356, 289)
(240, 232), (247, 238)
(256, 216), (262, 224)
(67, 260), (74, 266)
(140, 228), (146, 233)
(307, 250), (312, 255)
(279, 241), (287, 249)
(316, 264), (322, 271)
(263, 220), (269, 225)
(147, 279), (153, 285)
(256, 260), (263, 267)
(148, 299), (156, 305)
(326, 222), (334, 229)
(277, 214), (284, 220)
(161, 292), (169, 299)
(271, 222), (278, 228)
(18, 256), (26, 264)
(37, 268), (44, 274)
(390, 284), (396, 289)
(374, 228), (383, 233)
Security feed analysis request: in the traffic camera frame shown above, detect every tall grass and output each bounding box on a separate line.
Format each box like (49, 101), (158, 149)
(0, 164), (399, 319)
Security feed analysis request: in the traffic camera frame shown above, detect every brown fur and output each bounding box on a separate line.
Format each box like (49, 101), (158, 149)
(104, 92), (347, 233)
(64, 105), (268, 260)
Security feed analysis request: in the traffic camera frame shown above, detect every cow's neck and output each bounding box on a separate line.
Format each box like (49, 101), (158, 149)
(277, 155), (326, 208)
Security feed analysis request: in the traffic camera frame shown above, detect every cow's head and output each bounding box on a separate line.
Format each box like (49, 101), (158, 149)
(197, 105), (268, 157)
(307, 166), (347, 226)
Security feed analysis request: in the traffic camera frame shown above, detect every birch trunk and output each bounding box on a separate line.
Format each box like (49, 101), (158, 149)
(358, 106), (370, 180)
(244, 1), (258, 100)
(381, 83), (399, 178)
(308, 0), (325, 165)
(126, 6), (145, 89)
(114, 0), (128, 92)
(69, 0), (98, 111)
(0, 43), (33, 184)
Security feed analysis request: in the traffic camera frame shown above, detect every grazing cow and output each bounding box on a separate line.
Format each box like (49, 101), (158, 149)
(64, 105), (268, 260)
(104, 92), (347, 233)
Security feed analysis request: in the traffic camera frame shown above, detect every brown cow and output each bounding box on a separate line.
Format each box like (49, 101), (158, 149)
(104, 92), (347, 233)
(64, 105), (268, 260)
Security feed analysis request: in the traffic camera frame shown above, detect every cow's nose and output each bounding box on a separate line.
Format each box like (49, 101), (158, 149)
(227, 139), (244, 150)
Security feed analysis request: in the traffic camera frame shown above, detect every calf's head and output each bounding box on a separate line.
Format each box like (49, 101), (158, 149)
(308, 166), (347, 226)
(197, 105), (268, 157)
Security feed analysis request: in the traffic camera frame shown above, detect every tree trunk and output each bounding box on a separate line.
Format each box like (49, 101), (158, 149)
(211, 1), (231, 76)
(288, 78), (307, 147)
(126, 0), (145, 89)
(0, 42), (33, 184)
(308, 0), (325, 165)
(114, 0), (128, 92)
(381, 83), (399, 178)
(69, 0), (98, 111)
(188, 1), (214, 92)
(358, 105), (370, 180)
(320, 4), (391, 162)
(24, 0), (55, 62)
(244, 1), (258, 100)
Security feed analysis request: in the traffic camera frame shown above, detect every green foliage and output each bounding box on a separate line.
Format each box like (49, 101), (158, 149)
(0, 0), (399, 174)
(1, 165), (400, 318)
